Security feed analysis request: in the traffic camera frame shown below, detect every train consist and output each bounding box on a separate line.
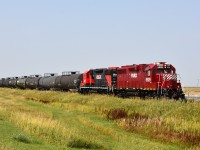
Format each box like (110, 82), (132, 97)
(0, 62), (185, 100)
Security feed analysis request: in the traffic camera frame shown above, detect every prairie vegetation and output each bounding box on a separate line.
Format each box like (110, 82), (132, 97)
(184, 87), (200, 97)
(0, 88), (199, 149)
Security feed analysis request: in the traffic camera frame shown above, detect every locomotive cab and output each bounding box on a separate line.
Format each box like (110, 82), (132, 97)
(152, 62), (177, 89)
(79, 67), (118, 94)
(80, 70), (95, 87)
(150, 62), (184, 99)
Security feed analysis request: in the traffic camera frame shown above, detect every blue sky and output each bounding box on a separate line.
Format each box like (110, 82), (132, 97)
(0, 0), (199, 86)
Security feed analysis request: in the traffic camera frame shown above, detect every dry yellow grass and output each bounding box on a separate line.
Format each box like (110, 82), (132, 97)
(0, 144), (14, 150)
(0, 105), (75, 146)
(0, 88), (199, 149)
(184, 87), (200, 97)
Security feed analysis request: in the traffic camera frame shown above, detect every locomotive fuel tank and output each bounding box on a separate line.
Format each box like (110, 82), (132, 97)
(38, 73), (58, 90)
(55, 71), (81, 91)
(17, 76), (28, 89)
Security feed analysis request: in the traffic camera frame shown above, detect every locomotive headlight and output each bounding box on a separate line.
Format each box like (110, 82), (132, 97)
(157, 64), (163, 68)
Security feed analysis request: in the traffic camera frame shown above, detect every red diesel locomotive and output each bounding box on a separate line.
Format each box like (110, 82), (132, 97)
(79, 62), (185, 99)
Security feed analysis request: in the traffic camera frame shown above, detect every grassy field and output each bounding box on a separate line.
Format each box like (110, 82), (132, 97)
(0, 88), (199, 150)
(184, 87), (200, 97)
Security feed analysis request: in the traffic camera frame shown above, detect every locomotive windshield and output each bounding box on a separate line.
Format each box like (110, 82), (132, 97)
(157, 69), (174, 74)
(157, 69), (170, 73)
(156, 63), (175, 74)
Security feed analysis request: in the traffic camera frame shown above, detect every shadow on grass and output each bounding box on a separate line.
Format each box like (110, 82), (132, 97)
(67, 138), (105, 149)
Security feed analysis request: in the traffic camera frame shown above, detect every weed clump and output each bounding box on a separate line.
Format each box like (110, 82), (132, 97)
(105, 108), (128, 120)
(67, 138), (104, 149)
(13, 133), (31, 144)
(129, 112), (149, 120)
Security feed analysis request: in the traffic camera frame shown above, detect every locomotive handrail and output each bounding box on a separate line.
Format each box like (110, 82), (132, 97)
(156, 74), (161, 95)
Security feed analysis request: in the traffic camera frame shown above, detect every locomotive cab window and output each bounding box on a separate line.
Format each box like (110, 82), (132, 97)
(157, 69), (170, 73)
(164, 69), (168, 73)
(147, 70), (151, 77)
(164, 69), (170, 73)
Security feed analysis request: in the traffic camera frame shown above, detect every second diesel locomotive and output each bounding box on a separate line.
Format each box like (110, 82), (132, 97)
(0, 62), (185, 100)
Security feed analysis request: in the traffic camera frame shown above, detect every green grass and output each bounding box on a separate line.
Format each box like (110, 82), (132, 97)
(0, 119), (65, 150)
(0, 88), (199, 149)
